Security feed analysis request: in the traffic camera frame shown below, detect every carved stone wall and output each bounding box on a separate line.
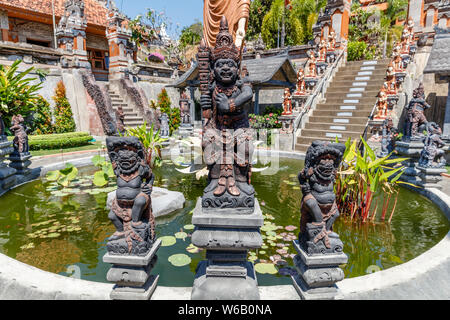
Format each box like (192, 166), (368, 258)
(81, 71), (117, 135)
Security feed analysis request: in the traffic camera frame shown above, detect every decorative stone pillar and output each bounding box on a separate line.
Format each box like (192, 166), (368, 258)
(106, 6), (136, 80)
(191, 199), (263, 300)
(291, 141), (348, 300)
(56, 0), (90, 69)
(0, 120), (16, 195)
(103, 137), (161, 300)
(0, 10), (9, 42)
(312, 0), (350, 45)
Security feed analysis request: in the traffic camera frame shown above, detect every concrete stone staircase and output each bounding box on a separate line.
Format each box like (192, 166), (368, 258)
(295, 59), (390, 152)
(109, 89), (146, 128)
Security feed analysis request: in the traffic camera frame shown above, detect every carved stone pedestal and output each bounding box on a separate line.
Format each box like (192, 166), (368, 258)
(190, 198), (263, 300)
(387, 94), (399, 108)
(292, 94), (309, 113)
(103, 239), (161, 300)
(395, 140), (424, 185)
(9, 153), (31, 176)
(0, 137), (16, 195)
(316, 62), (328, 75)
(305, 77), (319, 92)
(417, 167), (446, 190)
(179, 124), (194, 138)
(291, 240), (347, 300)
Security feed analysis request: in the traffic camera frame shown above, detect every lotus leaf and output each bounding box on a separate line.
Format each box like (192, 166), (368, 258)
(168, 254), (191, 267)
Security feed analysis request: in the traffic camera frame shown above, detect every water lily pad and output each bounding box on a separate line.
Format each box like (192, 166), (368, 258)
(47, 232), (61, 238)
(285, 225), (297, 232)
(276, 249), (288, 255)
(259, 250), (266, 255)
(175, 232), (188, 240)
(248, 255), (258, 262)
(186, 243), (200, 254)
(168, 254), (191, 267)
(160, 236), (177, 247)
(183, 224), (195, 231)
(20, 243), (35, 250)
(261, 245), (268, 249)
(254, 263), (278, 275)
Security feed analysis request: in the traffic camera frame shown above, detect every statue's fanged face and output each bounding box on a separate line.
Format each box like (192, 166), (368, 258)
(316, 154), (336, 178)
(214, 58), (238, 85)
(116, 148), (140, 172)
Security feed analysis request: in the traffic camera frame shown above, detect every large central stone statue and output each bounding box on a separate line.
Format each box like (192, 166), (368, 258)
(203, 0), (250, 48)
(201, 16), (255, 211)
(191, 15), (263, 300)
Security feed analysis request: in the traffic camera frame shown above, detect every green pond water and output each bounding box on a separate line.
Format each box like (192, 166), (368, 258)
(0, 158), (449, 287)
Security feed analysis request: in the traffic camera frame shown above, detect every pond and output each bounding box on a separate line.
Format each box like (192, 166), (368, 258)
(0, 157), (448, 287)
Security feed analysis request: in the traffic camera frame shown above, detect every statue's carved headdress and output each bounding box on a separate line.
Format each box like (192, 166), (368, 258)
(210, 17), (240, 64)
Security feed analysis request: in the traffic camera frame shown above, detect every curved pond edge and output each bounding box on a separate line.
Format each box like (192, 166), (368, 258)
(0, 150), (449, 300)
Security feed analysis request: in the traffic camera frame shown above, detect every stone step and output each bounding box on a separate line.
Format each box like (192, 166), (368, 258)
(343, 59), (390, 67)
(303, 122), (367, 132)
(337, 70), (387, 77)
(333, 74), (386, 82)
(326, 88), (381, 95)
(327, 80), (386, 89)
(308, 115), (368, 125)
(315, 103), (374, 109)
(297, 130), (362, 143)
(323, 97), (378, 104)
(312, 109), (372, 118)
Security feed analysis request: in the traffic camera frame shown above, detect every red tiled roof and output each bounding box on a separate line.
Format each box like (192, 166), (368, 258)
(0, 0), (109, 27)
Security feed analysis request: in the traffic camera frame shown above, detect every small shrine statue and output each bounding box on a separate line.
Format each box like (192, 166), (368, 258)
(374, 89), (388, 119)
(200, 16), (255, 209)
(106, 136), (156, 255)
(306, 50), (318, 78)
(404, 83), (431, 140)
(400, 28), (411, 55)
(418, 122), (446, 168)
(282, 88), (293, 115)
(159, 113), (170, 138)
(407, 17), (415, 44)
(294, 68), (306, 95)
(385, 63), (398, 95)
(392, 46), (404, 72)
(318, 40), (327, 62)
(10, 115), (29, 155)
(180, 90), (191, 125)
(115, 106), (125, 135)
(379, 117), (398, 157)
(298, 141), (346, 254)
(327, 30), (336, 51)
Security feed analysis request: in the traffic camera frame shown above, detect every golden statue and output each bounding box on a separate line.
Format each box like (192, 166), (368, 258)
(203, 0), (251, 48)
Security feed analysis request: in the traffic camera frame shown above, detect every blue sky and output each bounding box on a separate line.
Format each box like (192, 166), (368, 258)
(119, 0), (204, 38)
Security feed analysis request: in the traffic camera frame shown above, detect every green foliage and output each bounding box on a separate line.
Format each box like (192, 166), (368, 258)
(335, 137), (411, 223)
(157, 88), (180, 135)
(247, 0), (273, 41)
(179, 21), (203, 49)
(46, 163), (79, 188)
(53, 81), (76, 134)
(91, 155), (115, 187)
(261, 0), (326, 49)
(123, 122), (167, 169)
(263, 106), (283, 116)
(349, 0), (408, 59)
(347, 41), (368, 61)
(0, 60), (42, 126)
(32, 96), (53, 135)
(21, 132), (93, 150)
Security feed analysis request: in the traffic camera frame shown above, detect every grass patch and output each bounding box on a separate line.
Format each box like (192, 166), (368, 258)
(31, 141), (104, 157)
(446, 166), (450, 175)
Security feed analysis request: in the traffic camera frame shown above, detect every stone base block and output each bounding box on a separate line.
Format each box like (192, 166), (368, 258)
(291, 274), (338, 300)
(110, 275), (159, 300)
(191, 261), (260, 300)
(107, 256), (157, 287)
(103, 239), (161, 266)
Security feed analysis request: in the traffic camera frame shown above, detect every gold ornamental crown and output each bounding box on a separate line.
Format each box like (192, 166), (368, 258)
(211, 17), (241, 64)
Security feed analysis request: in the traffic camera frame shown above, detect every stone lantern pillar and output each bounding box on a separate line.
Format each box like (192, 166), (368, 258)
(56, 0), (90, 69)
(106, 7), (136, 80)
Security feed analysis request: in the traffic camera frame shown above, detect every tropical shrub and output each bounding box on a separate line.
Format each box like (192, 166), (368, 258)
(53, 81), (76, 134)
(148, 52), (165, 63)
(335, 137), (410, 223)
(32, 96), (53, 135)
(0, 60), (42, 127)
(347, 41), (368, 61)
(123, 122), (167, 169)
(249, 112), (282, 130)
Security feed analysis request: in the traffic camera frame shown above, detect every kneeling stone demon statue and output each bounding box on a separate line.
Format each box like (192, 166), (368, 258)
(106, 136), (156, 255)
(298, 141), (346, 254)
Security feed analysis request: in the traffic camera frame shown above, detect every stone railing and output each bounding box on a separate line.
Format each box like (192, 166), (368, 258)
(291, 46), (347, 150)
